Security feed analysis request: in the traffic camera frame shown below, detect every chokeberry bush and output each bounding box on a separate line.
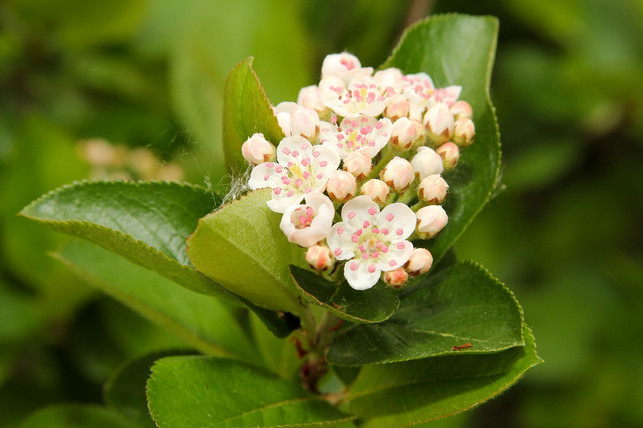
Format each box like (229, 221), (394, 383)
(21, 14), (540, 427)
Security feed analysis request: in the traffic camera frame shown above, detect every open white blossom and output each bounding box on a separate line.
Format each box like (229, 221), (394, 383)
(323, 77), (393, 118)
(280, 192), (334, 247)
(327, 196), (416, 290)
(320, 116), (392, 159)
(248, 136), (340, 213)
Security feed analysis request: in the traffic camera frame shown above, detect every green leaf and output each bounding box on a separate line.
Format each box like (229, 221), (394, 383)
(223, 57), (285, 175)
(347, 326), (542, 427)
(327, 261), (524, 366)
(290, 266), (400, 324)
(20, 180), (227, 298)
(249, 313), (300, 380)
(187, 188), (304, 313)
(147, 356), (354, 427)
(22, 405), (138, 428)
(104, 352), (184, 428)
(55, 240), (258, 361)
(382, 15), (501, 262)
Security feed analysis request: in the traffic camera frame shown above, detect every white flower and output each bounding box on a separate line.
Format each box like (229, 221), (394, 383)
(323, 77), (392, 118)
(280, 192), (334, 247)
(401, 72), (435, 108)
(429, 85), (462, 107)
(321, 52), (373, 84)
(248, 136), (340, 213)
(320, 116), (392, 159)
(273, 102), (320, 139)
(297, 85), (325, 112)
(327, 196), (416, 290)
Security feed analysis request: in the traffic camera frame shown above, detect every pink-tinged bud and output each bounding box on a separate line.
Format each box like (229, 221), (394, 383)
(374, 68), (404, 94)
(390, 118), (425, 151)
(241, 133), (276, 165)
(306, 244), (335, 272)
(321, 52), (373, 84)
(453, 118), (475, 147)
(326, 170), (357, 203)
(418, 174), (449, 205)
(290, 107), (320, 140)
(343, 151), (372, 179)
(436, 142), (460, 170)
(383, 267), (409, 289)
(450, 100), (473, 120)
(423, 103), (454, 145)
(384, 95), (410, 121)
(297, 85), (325, 112)
(411, 146), (444, 179)
(380, 156), (414, 192)
(360, 179), (390, 205)
(404, 248), (433, 276)
(416, 205), (448, 239)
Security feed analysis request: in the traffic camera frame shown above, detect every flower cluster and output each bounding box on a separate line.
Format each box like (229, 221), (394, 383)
(241, 53), (476, 290)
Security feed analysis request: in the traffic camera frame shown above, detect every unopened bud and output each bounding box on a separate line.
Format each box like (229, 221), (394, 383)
(453, 118), (475, 147)
(404, 248), (433, 276)
(326, 170), (356, 203)
(321, 52), (372, 84)
(384, 96), (410, 121)
(390, 118), (425, 151)
(360, 179), (390, 205)
(290, 107), (320, 140)
(411, 146), (444, 180)
(416, 205), (448, 239)
(423, 103), (454, 145)
(383, 268), (408, 289)
(436, 142), (460, 170)
(450, 100), (472, 120)
(343, 151), (372, 180)
(241, 133), (276, 165)
(306, 245), (334, 272)
(417, 174), (449, 205)
(297, 85), (325, 112)
(380, 156), (414, 192)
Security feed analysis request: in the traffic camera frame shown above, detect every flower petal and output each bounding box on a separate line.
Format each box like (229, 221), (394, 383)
(276, 135), (314, 167)
(344, 259), (381, 290)
(375, 239), (413, 271)
(378, 203), (416, 240)
(327, 222), (355, 261)
(340, 195), (380, 230)
(248, 162), (287, 189)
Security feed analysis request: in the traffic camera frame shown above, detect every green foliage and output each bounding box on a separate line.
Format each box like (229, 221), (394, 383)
(22, 405), (138, 428)
(146, 356), (354, 427)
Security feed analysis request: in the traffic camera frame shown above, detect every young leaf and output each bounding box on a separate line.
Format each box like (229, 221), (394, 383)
(347, 326), (542, 427)
(328, 261), (524, 366)
(290, 265), (400, 324)
(382, 15), (501, 262)
(147, 356), (355, 427)
(22, 405), (139, 428)
(223, 57), (285, 174)
(20, 180), (227, 298)
(55, 240), (259, 361)
(187, 188), (304, 313)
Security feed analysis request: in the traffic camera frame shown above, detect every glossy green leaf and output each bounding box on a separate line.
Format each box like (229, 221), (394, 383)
(223, 57), (285, 174)
(382, 15), (501, 262)
(20, 180), (227, 298)
(290, 265), (400, 324)
(55, 240), (258, 361)
(22, 405), (138, 428)
(104, 352), (184, 428)
(328, 261), (524, 366)
(187, 189), (304, 313)
(250, 313), (300, 380)
(147, 356), (354, 427)
(348, 326), (542, 427)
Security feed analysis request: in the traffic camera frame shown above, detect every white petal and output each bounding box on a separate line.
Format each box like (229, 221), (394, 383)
(376, 240), (413, 271)
(344, 259), (380, 290)
(378, 203), (416, 240)
(267, 192), (304, 213)
(276, 135), (314, 167)
(248, 162), (286, 189)
(340, 195), (380, 230)
(361, 117), (392, 158)
(327, 222), (356, 261)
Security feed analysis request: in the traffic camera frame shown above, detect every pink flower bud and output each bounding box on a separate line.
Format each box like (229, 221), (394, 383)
(326, 170), (356, 203)
(343, 151), (372, 179)
(383, 267), (408, 289)
(416, 205), (448, 239)
(390, 118), (425, 151)
(360, 179), (390, 205)
(418, 174), (449, 205)
(384, 95), (410, 121)
(241, 133), (276, 165)
(306, 244), (335, 272)
(380, 156), (414, 192)
(290, 107), (320, 140)
(404, 248), (433, 276)
(321, 52), (373, 84)
(450, 100), (472, 120)
(436, 142), (460, 170)
(423, 103), (454, 145)
(297, 85), (325, 112)
(411, 146), (444, 179)
(453, 118), (475, 147)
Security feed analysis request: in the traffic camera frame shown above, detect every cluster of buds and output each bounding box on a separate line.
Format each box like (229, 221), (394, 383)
(241, 53), (476, 290)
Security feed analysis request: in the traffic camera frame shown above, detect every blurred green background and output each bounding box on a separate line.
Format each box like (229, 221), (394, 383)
(1, 0), (642, 426)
